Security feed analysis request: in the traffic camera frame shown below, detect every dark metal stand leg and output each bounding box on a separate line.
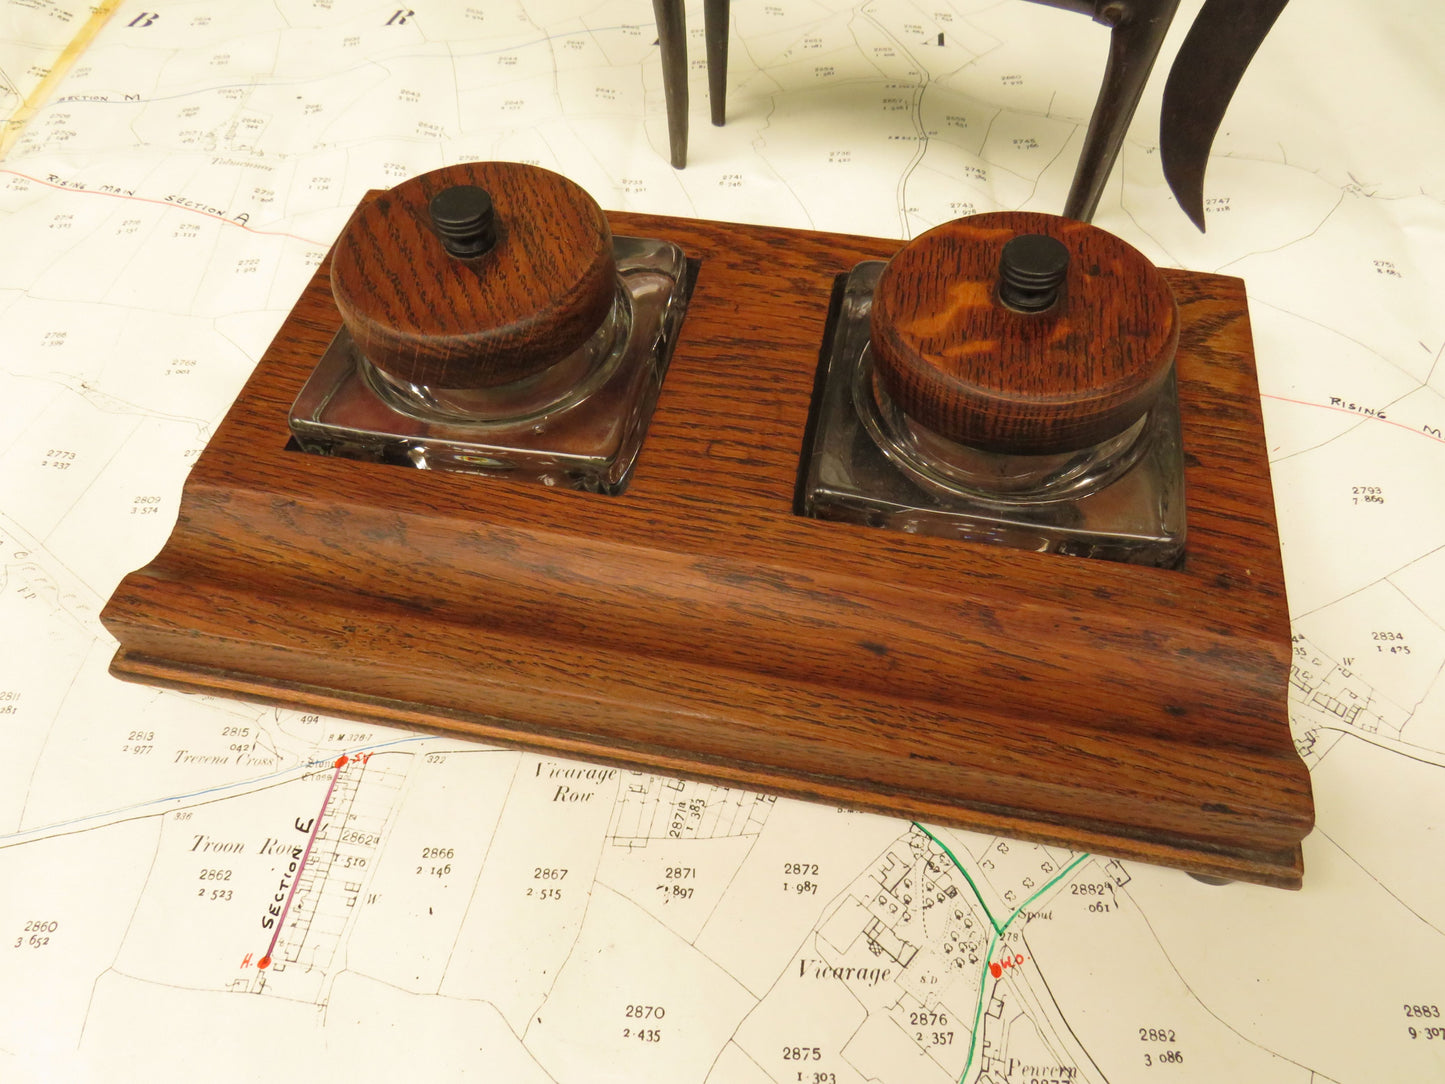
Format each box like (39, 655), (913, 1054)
(704, 0), (730, 127)
(652, 0), (688, 168)
(1061, 0), (1181, 222)
(1022, 0), (1284, 227)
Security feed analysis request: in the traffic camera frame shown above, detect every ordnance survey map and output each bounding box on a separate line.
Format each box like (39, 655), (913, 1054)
(2, 1), (1443, 1080)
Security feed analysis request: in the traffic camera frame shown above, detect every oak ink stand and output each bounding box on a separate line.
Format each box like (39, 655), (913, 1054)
(101, 172), (1313, 888)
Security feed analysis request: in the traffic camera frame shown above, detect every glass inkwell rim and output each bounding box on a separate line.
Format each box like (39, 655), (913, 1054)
(358, 280), (636, 429)
(852, 342), (1157, 507)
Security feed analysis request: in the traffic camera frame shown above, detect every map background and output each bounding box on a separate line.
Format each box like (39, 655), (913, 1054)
(1, 0), (1443, 1081)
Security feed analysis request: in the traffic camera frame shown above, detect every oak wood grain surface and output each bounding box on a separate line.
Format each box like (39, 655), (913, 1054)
(101, 208), (1313, 888)
(871, 211), (1180, 453)
(330, 162), (616, 388)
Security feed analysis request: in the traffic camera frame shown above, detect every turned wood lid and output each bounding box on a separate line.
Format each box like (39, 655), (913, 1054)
(870, 212), (1179, 454)
(330, 161), (616, 389)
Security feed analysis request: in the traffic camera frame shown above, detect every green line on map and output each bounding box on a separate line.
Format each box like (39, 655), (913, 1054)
(913, 822), (1002, 934)
(910, 823), (1090, 1084)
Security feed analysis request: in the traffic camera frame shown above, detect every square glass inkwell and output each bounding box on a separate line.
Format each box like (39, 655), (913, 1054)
(799, 212), (1186, 567)
(289, 162), (693, 494)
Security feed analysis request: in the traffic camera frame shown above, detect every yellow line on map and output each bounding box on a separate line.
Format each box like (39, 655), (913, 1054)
(0, 1), (123, 160)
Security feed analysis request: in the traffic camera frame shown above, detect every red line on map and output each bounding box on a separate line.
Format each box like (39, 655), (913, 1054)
(257, 754), (350, 969)
(1261, 393), (1443, 445)
(0, 167), (328, 247)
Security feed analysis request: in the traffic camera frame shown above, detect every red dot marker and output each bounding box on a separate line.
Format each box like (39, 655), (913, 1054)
(334, 755), (349, 768)
(258, 956), (271, 970)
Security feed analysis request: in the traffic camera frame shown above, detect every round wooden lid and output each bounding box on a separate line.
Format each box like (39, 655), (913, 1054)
(869, 212), (1179, 454)
(330, 161), (616, 389)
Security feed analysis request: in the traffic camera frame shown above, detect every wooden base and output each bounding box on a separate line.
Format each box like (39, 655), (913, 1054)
(101, 212), (1313, 888)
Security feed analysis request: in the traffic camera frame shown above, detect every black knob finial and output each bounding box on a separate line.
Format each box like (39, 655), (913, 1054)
(998, 233), (1070, 312)
(429, 185), (497, 259)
